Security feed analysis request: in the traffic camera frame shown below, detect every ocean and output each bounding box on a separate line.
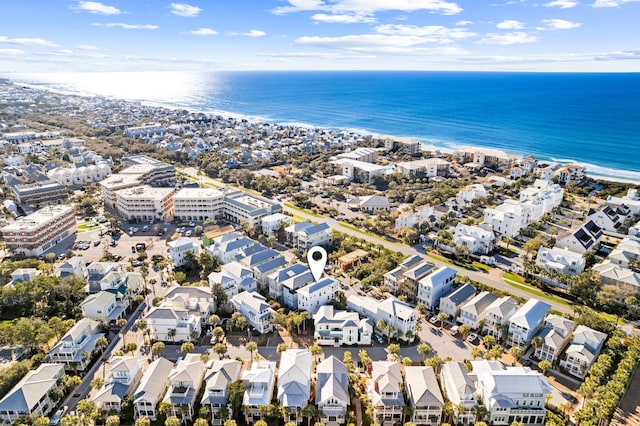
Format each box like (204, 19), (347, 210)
(6, 71), (640, 183)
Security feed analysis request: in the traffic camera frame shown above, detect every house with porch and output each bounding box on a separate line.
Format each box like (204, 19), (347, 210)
(162, 354), (207, 421)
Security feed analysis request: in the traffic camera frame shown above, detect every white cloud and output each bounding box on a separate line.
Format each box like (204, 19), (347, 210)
(0, 36), (58, 47)
(496, 19), (525, 29)
(93, 23), (159, 30)
(74, 1), (121, 15)
(231, 30), (266, 37)
(170, 3), (202, 17)
(0, 48), (25, 56)
(189, 28), (218, 35)
(543, 0), (579, 8)
(273, 0), (463, 16)
(542, 18), (582, 29)
(477, 32), (538, 44)
(456, 20), (473, 26)
(76, 44), (100, 50)
(258, 51), (375, 59)
(311, 13), (376, 23)
(86, 53), (109, 58)
(593, 0), (639, 6)
(295, 33), (467, 54)
(375, 24), (476, 43)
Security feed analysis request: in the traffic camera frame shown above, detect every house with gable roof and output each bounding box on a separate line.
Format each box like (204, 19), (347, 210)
(534, 314), (576, 363)
(313, 305), (372, 347)
(416, 266), (457, 310)
(269, 262), (309, 300)
(242, 360), (277, 424)
(457, 291), (499, 330)
(231, 291), (273, 333)
(201, 360), (242, 425)
(383, 255), (423, 294)
(482, 296), (520, 339)
(556, 220), (602, 254)
(368, 361), (405, 426)
(162, 353), (207, 421)
(398, 261), (435, 303)
(535, 246), (585, 276)
(559, 325), (607, 378)
(278, 349), (312, 424)
(93, 356), (144, 412)
(47, 317), (104, 371)
(404, 366), (444, 426)
(441, 362), (477, 425)
(208, 261), (256, 300)
(439, 283), (476, 320)
(507, 299), (551, 348)
(133, 357), (173, 421)
(316, 356), (350, 425)
(348, 295), (417, 342)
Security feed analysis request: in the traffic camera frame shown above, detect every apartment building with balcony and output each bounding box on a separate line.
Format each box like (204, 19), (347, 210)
(174, 187), (224, 222)
(115, 185), (174, 222)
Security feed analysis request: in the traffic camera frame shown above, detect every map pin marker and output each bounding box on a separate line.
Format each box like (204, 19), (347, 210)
(307, 246), (327, 283)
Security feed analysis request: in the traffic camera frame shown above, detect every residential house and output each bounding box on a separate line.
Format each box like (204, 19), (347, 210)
(208, 232), (256, 264)
(80, 291), (125, 323)
(201, 360), (242, 425)
(261, 212), (291, 237)
(592, 262), (640, 293)
(356, 195), (391, 213)
(252, 255), (288, 290)
(453, 223), (495, 255)
(277, 350), (312, 424)
(606, 188), (640, 216)
(269, 262), (308, 300)
(144, 306), (202, 343)
(163, 286), (216, 325)
(395, 158), (450, 177)
(441, 362), (477, 425)
(554, 164), (586, 184)
(47, 318), (104, 371)
(162, 354), (207, 421)
(559, 325), (607, 378)
(368, 361), (405, 426)
(482, 296), (520, 340)
(296, 277), (339, 314)
(348, 295), (417, 342)
(416, 266), (457, 310)
(456, 183), (487, 206)
(57, 256), (88, 280)
(314, 305), (372, 347)
(398, 261), (435, 302)
(242, 361), (276, 424)
(285, 221), (332, 251)
(439, 283), (476, 320)
(231, 291), (273, 334)
(394, 205), (439, 231)
(208, 261), (257, 301)
(9, 268), (40, 283)
(134, 357), (173, 421)
(607, 238), (640, 268)
(457, 291), (499, 330)
(404, 366), (444, 426)
(535, 246), (586, 276)
(93, 356), (144, 412)
(472, 360), (551, 426)
(0, 363), (64, 422)
(556, 220), (602, 254)
(534, 314), (576, 363)
(168, 237), (199, 267)
(331, 158), (386, 183)
(507, 299), (551, 348)
(383, 255), (423, 293)
(316, 356), (350, 425)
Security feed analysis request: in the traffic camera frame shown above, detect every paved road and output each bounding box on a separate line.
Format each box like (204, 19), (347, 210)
(180, 167), (574, 316)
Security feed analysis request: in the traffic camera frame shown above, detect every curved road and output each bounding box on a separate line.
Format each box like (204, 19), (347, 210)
(181, 167), (574, 315)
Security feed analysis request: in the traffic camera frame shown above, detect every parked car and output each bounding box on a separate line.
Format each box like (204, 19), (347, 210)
(93, 239), (101, 246)
(429, 316), (438, 324)
(450, 325), (459, 335)
(467, 333), (478, 343)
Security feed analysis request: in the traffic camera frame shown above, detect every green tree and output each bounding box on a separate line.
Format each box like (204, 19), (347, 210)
(213, 342), (228, 359)
(213, 326), (225, 342)
(538, 360), (552, 375)
(277, 342), (288, 354)
(135, 417), (151, 426)
(437, 312), (449, 328)
(180, 341), (195, 353)
(458, 324), (471, 339)
(105, 415), (120, 426)
(508, 346), (523, 363)
(194, 419), (209, 426)
(482, 334), (496, 348)
(310, 343), (323, 364)
(417, 343), (431, 360)
(227, 380), (246, 420)
(246, 341), (258, 364)
(90, 377), (104, 389)
(152, 341), (166, 359)
(76, 399), (96, 418)
(165, 416), (180, 426)
(386, 343), (401, 361)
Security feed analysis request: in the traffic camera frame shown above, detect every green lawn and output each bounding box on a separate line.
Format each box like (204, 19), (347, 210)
(77, 223), (101, 232)
(338, 222), (385, 240)
(472, 262), (492, 271)
(427, 252), (457, 267)
(502, 276), (571, 307)
(502, 272), (526, 284)
(284, 203), (323, 218)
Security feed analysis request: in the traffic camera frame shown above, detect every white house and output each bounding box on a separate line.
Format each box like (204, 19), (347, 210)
(356, 195), (391, 213)
(534, 314), (576, 363)
(441, 362), (477, 425)
(134, 357), (173, 421)
(483, 200), (527, 238)
(607, 188), (640, 216)
(457, 291), (499, 330)
(208, 232), (256, 264)
(144, 306), (202, 343)
(162, 286), (216, 325)
(587, 205), (630, 233)
(201, 360), (243, 425)
(208, 261), (256, 300)
(261, 212), (291, 237)
(348, 295), (417, 342)
(269, 262), (309, 300)
(47, 318), (104, 371)
(394, 205), (438, 231)
(482, 296), (520, 339)
(277, 350), (312, 424)
(405, 366), (444, 426)
(296, 277), (339, 314)
(316, 356), (350, 425)
(368, 362), (405, 426)
(242, 361), (277, 424)
(556, 220), (602, 254)
(416, 266), (457, 310)
(439, 283), (476, 320)
(168, 237), (199, 267)
(456, 184), (487, 206)
(285, 221), (332, 251)
(559, 325), (607, 378)
(162, 353), (207, 421)
(507, 299), (551, 348)
(313, 305), (372, 347)
(0, 364), (64, 422)
(454, 223), (495, 255)
(472, 360), (551, 426)
(383, 255), (423, 293)
(535, 246), (586, 276)
(80, 291), (125, 323)
(231, 291), (273, 334)
(93, 356), (144, 412)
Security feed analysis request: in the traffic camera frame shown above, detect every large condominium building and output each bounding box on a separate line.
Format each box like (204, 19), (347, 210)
(10, 180), (68, 208)
(115, 185), (175, 222)
(222, 189), (283, 228)
(1, 205), (76, 256)
(100, 174), (146, 208)
(174, 187), (224, 222)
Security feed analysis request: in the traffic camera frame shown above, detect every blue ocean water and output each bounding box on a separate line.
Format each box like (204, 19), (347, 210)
(8, 71), (640, 182)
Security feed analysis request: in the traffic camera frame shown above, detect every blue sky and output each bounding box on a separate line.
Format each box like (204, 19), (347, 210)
(0, 0), (638, 72)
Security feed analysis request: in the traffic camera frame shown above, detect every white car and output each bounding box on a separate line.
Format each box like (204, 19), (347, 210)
(467, 333), (478, 343)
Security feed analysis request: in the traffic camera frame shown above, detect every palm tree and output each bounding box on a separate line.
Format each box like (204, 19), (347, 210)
(417, 343), (431, 361)
(277, 342), (288, 354)
(213, 343), (227, 359)
(531, 335), (543, 357)
(300, 404), (319, 426)
(310, 343), (323, 364)
(245, 341), (258, 364)
(508, 346), (523, 364)
(152, 341), (166, 359)
(437, 312), (448, 329)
